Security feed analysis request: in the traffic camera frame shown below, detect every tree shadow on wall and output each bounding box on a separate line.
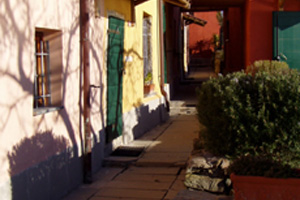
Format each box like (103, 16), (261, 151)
(190, 39), (214, 59)
(8, 131), (82, 200)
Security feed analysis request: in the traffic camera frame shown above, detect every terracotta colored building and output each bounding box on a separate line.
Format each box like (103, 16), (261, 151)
(190, 0), (300, 72)
(188, 11), (221, 67)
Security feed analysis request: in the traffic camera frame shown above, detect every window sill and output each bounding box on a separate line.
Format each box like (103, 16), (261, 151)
(33, 106), (64, 116)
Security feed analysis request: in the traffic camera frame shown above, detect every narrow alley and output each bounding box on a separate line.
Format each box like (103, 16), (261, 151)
(63, 75), (231, 200)
(63, 81), (199, 200)
(64, 113), (198, 200)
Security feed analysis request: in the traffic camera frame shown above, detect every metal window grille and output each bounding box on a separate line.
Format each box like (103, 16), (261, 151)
(34, 32), (51, 108)
(143, 17), (152, 83)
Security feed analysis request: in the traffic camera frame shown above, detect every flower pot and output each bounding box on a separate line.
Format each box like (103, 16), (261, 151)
(230, 173), (300, 200)
(144, 84), (154, 94)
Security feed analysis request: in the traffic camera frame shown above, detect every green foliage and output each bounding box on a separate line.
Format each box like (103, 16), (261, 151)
(197, 61), (300, 167)
(228, 155), (300, 178)
(144, 72), (152, 85)
(246, 60), (289, 75)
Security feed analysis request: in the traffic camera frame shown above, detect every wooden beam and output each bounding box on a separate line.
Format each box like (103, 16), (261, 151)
(191, 0), (245, 8)
(133, 0), (149, 6)
(164, 0), (191, 9)
(183, 14), (207, 26)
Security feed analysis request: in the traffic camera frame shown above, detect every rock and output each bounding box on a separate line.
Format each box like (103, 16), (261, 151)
(187, 150), (231, 171)
(185, 150), (232, 194)
(184, 174), (230, 193)
(216, 158), (231, 170)
(188, 156), (213, 170)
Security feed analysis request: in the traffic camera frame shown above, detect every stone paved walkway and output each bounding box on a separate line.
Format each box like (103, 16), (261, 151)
(63, 112), (199, 200)
(63, 100), (233, 200)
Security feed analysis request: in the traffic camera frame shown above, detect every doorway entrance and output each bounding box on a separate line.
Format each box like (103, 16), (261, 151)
(106, 16), (125, 143)
(273, 11), (300, 69)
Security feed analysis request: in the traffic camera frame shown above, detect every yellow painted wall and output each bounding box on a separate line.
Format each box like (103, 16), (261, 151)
(103, 0), (163, 114)
(104, 0), (133, 21)
(123, 0), (162, 113)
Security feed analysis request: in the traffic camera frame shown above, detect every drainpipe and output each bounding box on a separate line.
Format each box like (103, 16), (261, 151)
(159, 0), (170, 112)
(80, 0), (92, 183)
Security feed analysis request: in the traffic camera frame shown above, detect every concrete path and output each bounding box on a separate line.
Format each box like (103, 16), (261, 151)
(63, 113), (199, 200)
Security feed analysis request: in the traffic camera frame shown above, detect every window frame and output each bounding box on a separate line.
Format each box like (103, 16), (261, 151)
(34, 31), (52, 109)
(143, 15), (153, 95)
(33, 28), (64, 116)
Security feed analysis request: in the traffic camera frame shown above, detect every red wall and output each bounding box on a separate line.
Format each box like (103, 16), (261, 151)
(244, 0), (300, 67)
(284, 0), (300, 11)
(189, 11), (220, 59)
(224, 7), (244, 72)
(244, 0), (277, 67)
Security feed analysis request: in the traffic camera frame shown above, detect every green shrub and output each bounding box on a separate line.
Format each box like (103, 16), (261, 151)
(246, 60), (289, 75)
(197, 61), (300, 167)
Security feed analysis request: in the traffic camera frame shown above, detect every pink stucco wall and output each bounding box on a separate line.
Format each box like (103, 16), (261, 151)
(0, 0), (85, 198)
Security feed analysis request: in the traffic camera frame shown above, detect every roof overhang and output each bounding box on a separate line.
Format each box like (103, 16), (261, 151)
(133, 0), (149, 6)
(190, 0), (245, 11)
(133, 0), (191, 9)
(183, 14), (207, 26)
(164, 0), (191, 9)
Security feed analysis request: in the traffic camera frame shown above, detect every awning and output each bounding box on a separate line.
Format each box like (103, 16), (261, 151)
(164, 0), (191, 9)
(133, 0), (190, 9)
(133, 0), (149, 6)
(183, 14), (207, 26)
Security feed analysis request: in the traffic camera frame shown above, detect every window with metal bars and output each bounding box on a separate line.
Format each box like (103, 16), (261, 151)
(34, 31), (51, 108)
(143, 16), (152, 86)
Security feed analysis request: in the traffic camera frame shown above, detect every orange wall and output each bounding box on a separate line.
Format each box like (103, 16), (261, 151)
(189, 11), (220, 58)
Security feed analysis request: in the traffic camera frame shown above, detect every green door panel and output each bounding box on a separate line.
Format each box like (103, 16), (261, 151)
(273, 12), (300, 69)
(106, 17), (124, 143)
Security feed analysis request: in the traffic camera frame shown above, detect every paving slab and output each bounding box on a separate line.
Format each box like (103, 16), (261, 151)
(145, 142), (194, 153)
(138, 121), (173, 141)
(104, 180), (171, 190)
(63, 187), (98, 200)
(177, 169), (187, 181)
(93, 167), (125, 181)
(114, 173), (176, 183)
(169, 179), (186, 191)
(136, 152), (189, 167)
(94, 188), (166, 199)
(90, 197), (159, 200)
(172, 115), (198, 121)
(63, 168), (125, 200)
(164, 189), (179, 200)
(126, 166), (180, 175)
(63, 111), (203, 200)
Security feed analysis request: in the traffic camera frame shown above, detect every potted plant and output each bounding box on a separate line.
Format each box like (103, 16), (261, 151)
(144, 72), (154, 94)
(228, 155), (300, 200)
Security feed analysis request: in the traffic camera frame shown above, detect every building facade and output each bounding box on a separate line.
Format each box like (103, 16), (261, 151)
(0, 0), (171, 199)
